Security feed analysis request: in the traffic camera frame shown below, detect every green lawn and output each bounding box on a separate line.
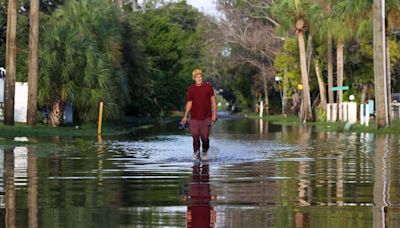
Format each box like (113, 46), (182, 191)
(1, 114), (399, 138)
(0, 122), (124, 137)
(0, 116), (178, 138)
(241, 112), (400, 134)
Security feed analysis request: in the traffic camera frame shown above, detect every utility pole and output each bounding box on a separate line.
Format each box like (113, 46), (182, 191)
(373, 0), (389, 128)
(27, 0), (40, 126)
(4, 0), (17, 126)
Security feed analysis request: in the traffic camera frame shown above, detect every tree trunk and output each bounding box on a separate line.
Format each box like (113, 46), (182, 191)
(48, 99), (64, 126)
(306, 34), (313, 77)
(373, 0), (388, 128)
(314, 59), (327, 110)
(336, 40), (344, 103)
(283, 70), (289, 115)
(296, 19), (313, 122)
(5, 148), (15, 228)
(291, 91), (301, 114)
(4, 0), (17, 126)
(28, 149), (38, 228)
(117, 0), (123, 8)
(132, 0), (137, 12)
(361, 84), (368, 104)
(262, 72), (269, 115)
(142, 0), (147, 11)
(27, 0), (40, 126)
(327, 32), (334, 104)
(386, 33), (392, 122)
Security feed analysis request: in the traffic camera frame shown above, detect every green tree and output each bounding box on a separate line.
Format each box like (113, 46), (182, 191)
(119, 13), (154, 117)
(39, 0), (128, 125)
(0, 0), (64, 67)
(336, 0), (400, 126)
(274, 37), (303, 114)
(134, 2), (206, 116)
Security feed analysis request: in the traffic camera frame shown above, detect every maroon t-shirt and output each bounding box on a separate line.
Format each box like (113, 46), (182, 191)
(186, 83), (215, 120)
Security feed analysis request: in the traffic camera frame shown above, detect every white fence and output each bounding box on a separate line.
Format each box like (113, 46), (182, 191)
(360, 103), (371, 126)
(0, 82), (28, 123)
(327, 102), (358, 123)
(392, 102), (400, 120)
(15, 82), (28, 123)
(0, 78), (4, 103)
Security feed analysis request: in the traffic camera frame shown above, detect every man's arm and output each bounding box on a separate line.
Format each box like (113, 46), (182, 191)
(181, 101), (192, 124)
(211, 96), (217, 122)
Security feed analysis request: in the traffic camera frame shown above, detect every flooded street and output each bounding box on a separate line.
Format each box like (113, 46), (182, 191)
(1, 116), (400, 227)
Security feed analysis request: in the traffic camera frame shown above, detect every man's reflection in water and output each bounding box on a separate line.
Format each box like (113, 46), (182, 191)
(183, 162), (216, 228)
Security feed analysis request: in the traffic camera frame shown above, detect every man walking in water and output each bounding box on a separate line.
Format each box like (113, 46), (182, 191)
(181, 68), (217, 160)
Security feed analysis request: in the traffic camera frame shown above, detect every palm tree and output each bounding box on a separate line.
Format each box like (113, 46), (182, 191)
(313, 0), (367, 122)
(314, 58), (327, 110)
(4, 0), (17, 126)
(327, 31), (334, 103)
(331, 2), (359, 104)
(373, 0), (388, 127)
(272, 0), (316, 122)
(39, 0), (128, 125)
(27, 0), (40, 126)
(337, 0), (400, 126)
(295, 18), (313, 122)
(383, 0), (400, 122)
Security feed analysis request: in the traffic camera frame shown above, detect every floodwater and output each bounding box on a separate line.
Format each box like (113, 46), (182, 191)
(1, 114), (400, 227)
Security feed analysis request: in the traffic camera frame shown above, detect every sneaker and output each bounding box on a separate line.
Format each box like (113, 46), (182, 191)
(193, 151), (200, 160)
(201, 151), (208, 161)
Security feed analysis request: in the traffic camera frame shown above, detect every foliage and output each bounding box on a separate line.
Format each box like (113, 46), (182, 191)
(345, 39), (374, 87)
(119, 13), (154, 117)
(226, 64), (258, 111)
(2, 0), (400, 124)
(38, 0), (128, 121)
(0, 0), (64, 67)
(274, 37), (301, 98)
(270, 0), (318, 36)
(133, 2), (206, 116)
(1, 0), (207, 122)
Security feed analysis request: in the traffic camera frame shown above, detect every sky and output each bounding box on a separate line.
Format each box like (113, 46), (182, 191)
(186, 0), (219, 16)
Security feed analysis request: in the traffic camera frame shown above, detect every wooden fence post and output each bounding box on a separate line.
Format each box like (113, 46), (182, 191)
(97, 102), (104, 135)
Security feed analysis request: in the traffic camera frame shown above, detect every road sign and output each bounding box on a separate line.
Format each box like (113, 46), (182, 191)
(331, 86), (349, 91)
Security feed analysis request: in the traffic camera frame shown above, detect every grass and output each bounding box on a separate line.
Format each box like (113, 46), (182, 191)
(315, 119), (400, 134)
(240, 111), (400, 134)
(0, 122), (120, 137)
(241, 112), (300, 125)
(1, 113), (400, 138)
(0, 116), (181, 138)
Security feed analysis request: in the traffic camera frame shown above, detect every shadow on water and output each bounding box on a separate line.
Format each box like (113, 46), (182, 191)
(1, 115), (400, 227)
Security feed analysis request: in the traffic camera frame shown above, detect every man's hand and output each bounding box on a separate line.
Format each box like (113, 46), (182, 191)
(181, 116), (188, 124)
(210, 96), (217, 123)
(212, 113), (218, 123)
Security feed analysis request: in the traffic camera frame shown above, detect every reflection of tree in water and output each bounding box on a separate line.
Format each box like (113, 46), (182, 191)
(28, 147), (38, 228)
(184, 162), (216, 227)
(1, 147), (37, 228)
(4, 148), (15, 228)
